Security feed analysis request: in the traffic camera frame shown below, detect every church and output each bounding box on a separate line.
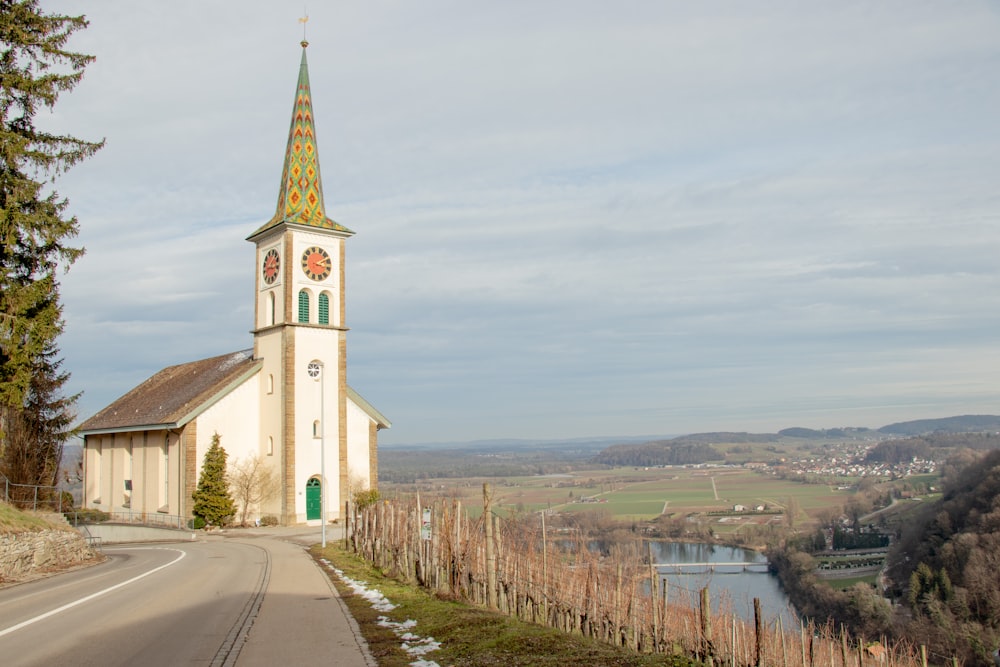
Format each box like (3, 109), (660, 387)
(78, 41), (390, 526)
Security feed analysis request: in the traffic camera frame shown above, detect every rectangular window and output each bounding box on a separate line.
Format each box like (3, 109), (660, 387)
(161, 435), (169, 510)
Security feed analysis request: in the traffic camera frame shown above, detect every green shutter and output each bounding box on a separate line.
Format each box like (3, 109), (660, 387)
(298, 290), (310, 322)
(318, 293), (330, 324)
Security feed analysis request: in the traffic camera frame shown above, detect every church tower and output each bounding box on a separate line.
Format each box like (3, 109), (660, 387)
(78, 39), (386, 528)
(247, 41), (354, 524)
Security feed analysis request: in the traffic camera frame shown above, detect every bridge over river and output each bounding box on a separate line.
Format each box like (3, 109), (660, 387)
(653, 561), (770, 573)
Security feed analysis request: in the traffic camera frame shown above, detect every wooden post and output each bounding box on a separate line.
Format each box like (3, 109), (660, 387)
(484, 483), (496, 609)
(801, 621), (808, 667)
(754, 597), (763, 667)
(648, 542), (658, 653)
(777, 615), (787, 667)
(541, 509), (549, 623)
(920, 645), (928, 667)
(614, 563), (623, 646)
(700, 586), (714, 665)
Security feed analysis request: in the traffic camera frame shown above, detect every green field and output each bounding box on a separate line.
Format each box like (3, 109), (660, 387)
(389, 466), (855, 528)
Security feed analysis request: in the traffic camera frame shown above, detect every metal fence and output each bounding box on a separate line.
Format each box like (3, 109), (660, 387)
(64, 509), (191, 530)
(1, 473), (63, 512)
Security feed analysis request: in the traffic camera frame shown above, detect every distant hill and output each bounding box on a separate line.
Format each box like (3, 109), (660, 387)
(591, 441), (723, 467)
(778, 426), (877, 439)
(382, 415), (1000, 453)
(589, 416), (1000, 467)
(878, 414), (1000, 436)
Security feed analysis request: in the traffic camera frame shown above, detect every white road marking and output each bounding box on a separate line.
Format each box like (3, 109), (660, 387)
(0, 547), (187, 638)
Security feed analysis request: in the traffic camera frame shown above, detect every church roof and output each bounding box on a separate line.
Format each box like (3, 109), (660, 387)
(347, 386), (392, 430)
(78, 350), (261, 434)
(248, 41), (353, 241)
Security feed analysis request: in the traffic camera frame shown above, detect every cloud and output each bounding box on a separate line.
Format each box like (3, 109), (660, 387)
(40, 1), (1000, 443)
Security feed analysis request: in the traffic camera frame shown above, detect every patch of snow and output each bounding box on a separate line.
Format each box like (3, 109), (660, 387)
(320, 558), (442, 667)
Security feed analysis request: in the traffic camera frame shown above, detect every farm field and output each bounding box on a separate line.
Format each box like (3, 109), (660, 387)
(383, 465), (854, 528)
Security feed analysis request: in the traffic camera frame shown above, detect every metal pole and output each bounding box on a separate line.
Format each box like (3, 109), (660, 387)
(320, 361), (326, 548)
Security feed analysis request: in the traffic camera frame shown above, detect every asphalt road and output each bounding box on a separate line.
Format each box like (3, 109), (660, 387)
(0, 535), (373, 667)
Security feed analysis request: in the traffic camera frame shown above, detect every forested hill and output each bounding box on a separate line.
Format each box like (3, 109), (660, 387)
(589, 432), (776, 466)
(888, 449), (1000, 663)
(864, 432), (1000, 464)
(878, 414), (1000, 435)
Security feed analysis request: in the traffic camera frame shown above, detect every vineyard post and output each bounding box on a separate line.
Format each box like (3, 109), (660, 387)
(484, 483), (497, 609)
(700, 586), (714, 665)
(801, 620), (807, 667)
(615, 563), (623, 646)
(416, 492), (423, 583)
(754, 597), (763, 667)
(542, 508), (549, 623)
(732, 616), (737, 667)
(777, 614), (787, 667)
(648, 542), (658, 652)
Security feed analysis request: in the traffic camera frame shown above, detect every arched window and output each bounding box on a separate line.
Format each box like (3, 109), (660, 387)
(266, 374), (274, 395)
(267, 292), (275, 325)
(313, 419), (321, 438)
(318, 292), (330, 325)
(298, 290), (310, 323)
(267, 436), (274, 456)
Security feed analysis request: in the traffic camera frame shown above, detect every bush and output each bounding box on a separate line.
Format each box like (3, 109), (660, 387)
(188, 516), (206, 530)
(65, 508), (109, 523)
(260, 515), (279, 527)
(353, 488), (380, 510)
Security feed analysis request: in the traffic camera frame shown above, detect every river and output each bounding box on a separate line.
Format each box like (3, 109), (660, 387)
(649, 541), (797, 627)
(579, 540), (797, 627)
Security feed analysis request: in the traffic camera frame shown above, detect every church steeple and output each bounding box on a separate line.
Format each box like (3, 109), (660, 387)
(249, 41), (352, 239)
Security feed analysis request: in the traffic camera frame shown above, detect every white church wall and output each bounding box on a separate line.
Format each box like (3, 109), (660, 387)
(293, 325), (342, 522)
(346, 398), (373, 492)
(194, 374), (261, 485)
(291, 231), (343, 326)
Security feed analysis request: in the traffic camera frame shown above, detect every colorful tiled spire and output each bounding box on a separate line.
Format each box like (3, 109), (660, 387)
(250, 41), (352, 238)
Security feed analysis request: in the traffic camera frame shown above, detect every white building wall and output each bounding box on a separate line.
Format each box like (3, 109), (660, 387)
(195, 374), (262, 480)
(346, 398), (373, 490)
(291, 231), (343, 326)
(293, 325), (342, 523)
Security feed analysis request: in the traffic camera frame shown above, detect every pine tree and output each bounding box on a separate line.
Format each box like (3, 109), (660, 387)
(192, 433), (236, 527)
(0, 343), (76, 504)
(0, 1), (103, 488)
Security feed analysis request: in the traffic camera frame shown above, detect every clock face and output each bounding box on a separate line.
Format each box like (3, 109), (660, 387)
(262, 248), (280, 285)
(301, 246), (332, 281)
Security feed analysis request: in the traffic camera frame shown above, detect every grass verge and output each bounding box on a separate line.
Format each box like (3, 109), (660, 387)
(0, 500), (67, 534)
(311, 542), (698, 667)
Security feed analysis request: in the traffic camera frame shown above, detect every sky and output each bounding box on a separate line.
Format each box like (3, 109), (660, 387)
(37, 1), (1000, 445)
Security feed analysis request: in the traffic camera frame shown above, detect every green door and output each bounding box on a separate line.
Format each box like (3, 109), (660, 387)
(306, 478), (321, 520)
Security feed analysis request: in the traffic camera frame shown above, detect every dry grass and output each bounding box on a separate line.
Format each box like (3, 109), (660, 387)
(312, 542), (697, 667)
(0, 500), (69, 534)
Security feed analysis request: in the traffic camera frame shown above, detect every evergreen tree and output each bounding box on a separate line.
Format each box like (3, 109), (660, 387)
(192, 434), (235, 527)
(0, 343), (75, 504)
(0, 1), (103, 487)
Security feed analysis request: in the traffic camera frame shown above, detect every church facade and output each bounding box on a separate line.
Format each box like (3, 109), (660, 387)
(78, 42), (389, 525)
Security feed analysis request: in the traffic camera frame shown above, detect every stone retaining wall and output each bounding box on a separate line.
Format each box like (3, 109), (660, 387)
(0, 528), (95, 582)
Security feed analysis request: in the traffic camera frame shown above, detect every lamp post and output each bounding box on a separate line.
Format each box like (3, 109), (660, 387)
(306, 360), (326, 547)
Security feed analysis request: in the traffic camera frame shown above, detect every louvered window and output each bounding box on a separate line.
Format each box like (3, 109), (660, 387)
(298, 290), (310, 322)
(318, 293), (330, 325)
